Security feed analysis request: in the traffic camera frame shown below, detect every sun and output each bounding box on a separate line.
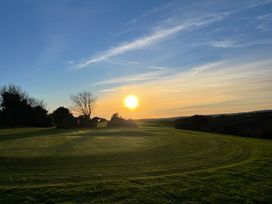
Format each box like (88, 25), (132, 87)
(124, 95), (139, 110)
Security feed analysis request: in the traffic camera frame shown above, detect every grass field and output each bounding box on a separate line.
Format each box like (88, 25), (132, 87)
(0, 124), (272, 203)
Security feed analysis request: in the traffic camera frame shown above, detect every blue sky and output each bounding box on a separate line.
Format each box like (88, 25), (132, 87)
(1, 0), (272, 118)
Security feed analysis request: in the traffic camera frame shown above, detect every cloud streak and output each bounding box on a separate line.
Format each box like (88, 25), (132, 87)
(76, 26), (184, 68)
(76, 13), (228, 69)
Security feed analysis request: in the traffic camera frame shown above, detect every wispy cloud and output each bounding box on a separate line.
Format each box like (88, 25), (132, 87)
(190, 61), (226, 74)
(98, 87), (122, 93)
(207, 39), (272, 48)
(94, 61), (225, 90)
(105, 59), (140, 66)
(210, 39), (237, 48)
(257, 13), (272, 20)
(127, 2), (175, 25)
(250, 0), (272, 7)
(91, 69), (170, 86)
(148, 65), (170, 70)
(256, 13), (272, 31)
(76, 13), (228, 69)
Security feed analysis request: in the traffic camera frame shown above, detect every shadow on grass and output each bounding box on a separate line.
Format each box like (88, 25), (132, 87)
(0, 127), (153, 142)
(0, 128), (73, 142)
(86, 129), (152, 137)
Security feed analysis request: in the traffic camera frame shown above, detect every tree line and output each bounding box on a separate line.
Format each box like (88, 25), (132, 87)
(0, 84), (136, 129)
(175, 111), (272, 139)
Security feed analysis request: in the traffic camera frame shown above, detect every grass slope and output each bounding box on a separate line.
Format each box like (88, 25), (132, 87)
(0, 125), (271, 203)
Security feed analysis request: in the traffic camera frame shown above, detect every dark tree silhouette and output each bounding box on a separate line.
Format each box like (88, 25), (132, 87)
(70, 91), (96, 119)
(0, 110), (3, 128)
(31, 105), (52, 127)
(0, 84), (52, 127)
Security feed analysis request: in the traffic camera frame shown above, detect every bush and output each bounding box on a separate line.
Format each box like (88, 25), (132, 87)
(77, 116), (98, 128)
(51, 107), (77, 128)
(107, 113), (137, 128)
(92, 117), (107, 123)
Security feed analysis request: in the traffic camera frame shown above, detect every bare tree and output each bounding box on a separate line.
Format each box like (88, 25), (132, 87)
(70, 91), (96, 119)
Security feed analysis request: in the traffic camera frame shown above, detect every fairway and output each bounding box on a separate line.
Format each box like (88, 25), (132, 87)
(0, 126), (272, 203)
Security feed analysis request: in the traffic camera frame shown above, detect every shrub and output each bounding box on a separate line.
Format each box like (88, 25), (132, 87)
(107, 113), (137, 128)
(51, 107), (77, 128)
(77, 116), (98, 128)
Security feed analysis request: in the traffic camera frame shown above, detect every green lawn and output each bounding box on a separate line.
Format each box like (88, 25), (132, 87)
(0, 125), (271, 203)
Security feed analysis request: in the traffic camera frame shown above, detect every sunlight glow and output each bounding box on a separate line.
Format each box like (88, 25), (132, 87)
(124, 95), (139, 110)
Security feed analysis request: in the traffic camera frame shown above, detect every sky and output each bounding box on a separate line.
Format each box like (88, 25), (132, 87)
(0, 0), (272, 119)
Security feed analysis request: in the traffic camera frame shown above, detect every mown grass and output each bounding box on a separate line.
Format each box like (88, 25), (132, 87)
(0, 125), (271, 203)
